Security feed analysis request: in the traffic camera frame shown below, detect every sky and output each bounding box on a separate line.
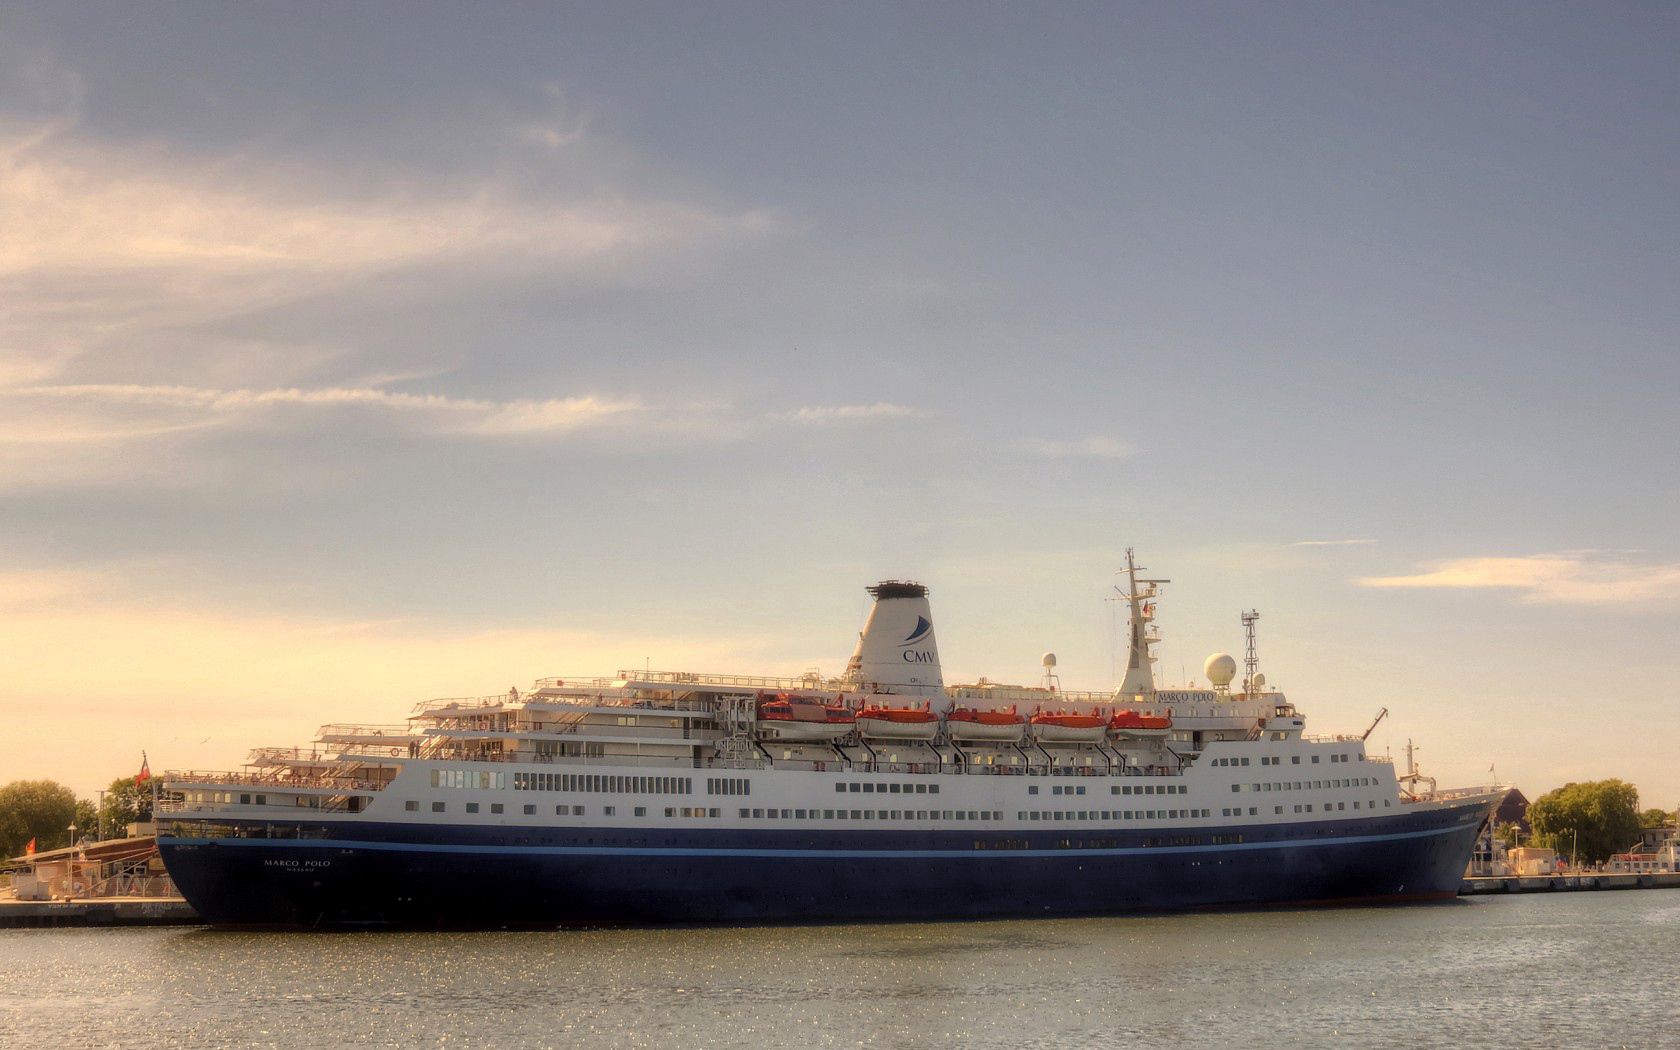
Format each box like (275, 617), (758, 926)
(1, 3), (1677, 807)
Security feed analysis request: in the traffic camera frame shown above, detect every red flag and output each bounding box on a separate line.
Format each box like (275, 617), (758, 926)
(24, 838), (35, 856)
(136, 751), (151, 786)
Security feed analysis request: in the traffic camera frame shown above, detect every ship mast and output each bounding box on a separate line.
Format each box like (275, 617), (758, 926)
(1115, 548), (1168, 700)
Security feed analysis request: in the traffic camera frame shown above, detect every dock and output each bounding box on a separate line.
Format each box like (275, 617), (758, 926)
(1460, 871), (1680, 895)
(0, 896), (199, 928)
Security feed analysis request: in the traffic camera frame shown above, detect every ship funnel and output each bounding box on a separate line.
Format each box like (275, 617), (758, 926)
(842, 581), (945, 699)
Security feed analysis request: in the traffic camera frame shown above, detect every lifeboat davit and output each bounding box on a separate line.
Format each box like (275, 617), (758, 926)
(1028, 708), (1108, 744)
(1108, 709), (1173, 738)
(945, 705), (1027, 742)
(856, 702), (940, 740)
(755, 693), (856, 742)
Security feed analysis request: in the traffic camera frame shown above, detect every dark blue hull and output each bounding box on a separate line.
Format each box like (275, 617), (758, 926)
(159, 800), (1489, 928)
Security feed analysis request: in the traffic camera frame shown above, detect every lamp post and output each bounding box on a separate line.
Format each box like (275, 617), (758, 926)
(97, 790), (106, 842)
(67, 822), (77, 849)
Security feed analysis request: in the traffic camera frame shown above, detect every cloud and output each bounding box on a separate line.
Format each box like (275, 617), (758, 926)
(1018, 436), (1131, 460)
(1292, 539), (1378, 547)
(771, 403), (918, 425)
(1357, 552), (1680, 605)
(0, 49), (776, 398)
(12, 382), (639, 440)
(515, 83), (592, 151)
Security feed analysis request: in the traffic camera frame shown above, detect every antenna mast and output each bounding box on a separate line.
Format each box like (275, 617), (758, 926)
(1114, 547), (1169, 699)
(1241, 610), (1260, 695)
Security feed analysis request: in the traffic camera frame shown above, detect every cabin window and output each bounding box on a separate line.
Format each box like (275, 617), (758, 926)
(523, 804), (536, 815)
(466, 803), (479, 814)
(404, 800), (418, 812)
(491, 804), (503, 814)
(431, 802), (445, 812)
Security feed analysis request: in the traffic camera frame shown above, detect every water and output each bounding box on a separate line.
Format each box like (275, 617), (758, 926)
(5, 893), (1678, 1048)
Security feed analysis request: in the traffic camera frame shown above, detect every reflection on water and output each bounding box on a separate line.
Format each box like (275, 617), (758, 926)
(2, 893), (1672, 1048)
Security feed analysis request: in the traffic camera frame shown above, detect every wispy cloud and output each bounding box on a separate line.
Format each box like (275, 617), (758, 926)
(514, 83), (592, 151)
(0, 48), (776, 396)
(1292, 538), (1378, 547)
(14, 383), (639, 439)
(1357, 552), (1680, 605)
(1019, 436), (1130, 460)
(771, 403), (918, 425)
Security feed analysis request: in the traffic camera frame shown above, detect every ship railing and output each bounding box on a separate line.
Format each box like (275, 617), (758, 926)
(162, 769), (394, 791)
(612, 669), (826, 691)
(409, 694), (514, 715)
(316, 723), (413, 738)
(500, 694), (719, 715)
(532, 676), (634, 691)
(249, 746), (343, 765)
(251, 743), (417, 764)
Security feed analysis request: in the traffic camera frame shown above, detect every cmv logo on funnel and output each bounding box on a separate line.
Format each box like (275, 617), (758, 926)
(900, 616), (936, 662)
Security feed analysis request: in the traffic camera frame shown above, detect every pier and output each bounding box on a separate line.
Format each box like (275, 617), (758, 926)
(1460, 872), (1680, 895)
(0, 896), (199, 928)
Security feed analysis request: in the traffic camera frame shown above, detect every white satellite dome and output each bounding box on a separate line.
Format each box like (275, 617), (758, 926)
(1250, 672), (1267, 690)
(1203, 652), (1237, 688)
(1041, 652), (1057, 668)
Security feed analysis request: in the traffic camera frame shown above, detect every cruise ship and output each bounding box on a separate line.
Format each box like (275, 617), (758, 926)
(156, 553), (1501, 927)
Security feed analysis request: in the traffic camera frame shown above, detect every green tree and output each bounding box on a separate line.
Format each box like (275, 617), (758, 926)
(1493, 821), (1523, 848)
(1639, 807), (1675, 829)
(0, 780), (80, 857)
(98, 776), (154, 836)
(1526, 780), (1642, 865)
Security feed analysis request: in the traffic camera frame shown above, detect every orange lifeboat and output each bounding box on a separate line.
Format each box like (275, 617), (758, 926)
(755, 693), (856, 743)
(1108, 709), (1173, 739)
(945, 705), (1027, 742)
(856, 701), (940, 740)
(1028, 707), (1108, 744)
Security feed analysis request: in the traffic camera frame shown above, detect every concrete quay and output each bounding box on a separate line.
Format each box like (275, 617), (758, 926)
(1461, 871), (1680, 895)
(0, 896), (200, 928)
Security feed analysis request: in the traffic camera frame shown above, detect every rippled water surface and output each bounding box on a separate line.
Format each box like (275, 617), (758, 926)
(5, 893), (1679, 1048)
